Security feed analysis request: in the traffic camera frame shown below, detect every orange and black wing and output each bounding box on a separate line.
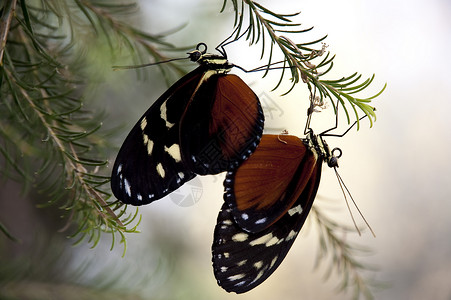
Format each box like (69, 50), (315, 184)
(212, 155), (323, 293)
(111, 69), (264, 206)
(180, 74), (264, 175)
(224, 134), (318, 233)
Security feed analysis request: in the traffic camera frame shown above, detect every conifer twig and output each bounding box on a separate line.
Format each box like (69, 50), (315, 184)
(311, 206), (379, 299)
(0, 0), (18, 65)
(221, 0), (386, 127)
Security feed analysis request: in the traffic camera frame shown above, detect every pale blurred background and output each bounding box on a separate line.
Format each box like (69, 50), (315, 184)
(2, 0), (451, 299)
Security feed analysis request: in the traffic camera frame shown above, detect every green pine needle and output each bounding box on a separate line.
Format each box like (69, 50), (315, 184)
(221, 0), (386, 126)
(0, 0), (185, 253)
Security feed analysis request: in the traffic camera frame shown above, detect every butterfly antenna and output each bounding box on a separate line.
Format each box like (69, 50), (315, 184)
(232, 60), (295, 74)
(112, 57), (189, 71)
(334, 168), (376, 237)
(334, 167), (361, 236)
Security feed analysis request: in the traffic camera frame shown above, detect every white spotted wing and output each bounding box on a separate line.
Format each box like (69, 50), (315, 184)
(111, 68), (204, 205)
(212, 159), (322, 293)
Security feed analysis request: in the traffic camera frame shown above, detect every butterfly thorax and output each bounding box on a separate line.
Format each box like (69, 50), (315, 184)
(303, 130), (338, 168)
(188, 50), (233, 74)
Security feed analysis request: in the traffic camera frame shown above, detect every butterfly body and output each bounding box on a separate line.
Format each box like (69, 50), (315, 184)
(213, 132), (336, 293)
(111, 46), (264, 206)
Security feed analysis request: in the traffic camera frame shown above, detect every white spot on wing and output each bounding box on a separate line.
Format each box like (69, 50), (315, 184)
(142, 134), (154, 155)
(222, 219), (233, 225)
(254, 261), (263, 270)
(241, 213), (249, 220)
(124, 178), (131, 197)
(156, 163), (165, 178)
(251, 270), (265, 284)
(147, 140), (154, 155)
(267, 236), (280, 247)
(228, 274), (245, 281)
(249, 233), (278, 247)
(255, 217), (267, 224)
(140, 117), (147, 130)
(164, 144), (181, 162)
(137, 194), (142, 201)
(160, 101), (174, 129)
(286, 230), (297, 240)
(288, 204), (302, 216)
(235, 281), (246, 287)
(178, 172), (185, 179)
(237, 260), (247, 266)
(232, 233), (248, 242)
(221, 266), (228, 272)
(269, 256), (278, 269)
(117, 164), (122, 174)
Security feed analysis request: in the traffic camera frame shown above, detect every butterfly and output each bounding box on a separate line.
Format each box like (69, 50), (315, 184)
(213, 79), (378, 290)
(211, 131), (338, 293)
(111, 43), (264, 206)
(211, 94), (375, 293)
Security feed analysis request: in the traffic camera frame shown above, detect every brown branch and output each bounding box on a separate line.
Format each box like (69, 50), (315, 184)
(68, 143), (125, 228)
(0, 0), (17, 66)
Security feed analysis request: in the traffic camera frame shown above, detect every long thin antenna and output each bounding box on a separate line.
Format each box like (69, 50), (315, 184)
(112, 57), (189, 71)
(232, 60), (294, 73)
(334, 168), (376, 237)
(335, 168), (360, 235)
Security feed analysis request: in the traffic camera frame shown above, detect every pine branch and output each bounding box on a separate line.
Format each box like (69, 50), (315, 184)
(0, 0), (18, 65)
(73, 0), (189, 79)
(0, 220), (20, 242)
(0, 235), (151, 300)
(0, 0), (187, 251)
(221, 0), (386, 127)
(311, 206), (381, 299)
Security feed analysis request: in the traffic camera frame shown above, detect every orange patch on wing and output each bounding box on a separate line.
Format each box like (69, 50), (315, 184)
(232, 134), (318, 222)
(210, 75), (260, 158)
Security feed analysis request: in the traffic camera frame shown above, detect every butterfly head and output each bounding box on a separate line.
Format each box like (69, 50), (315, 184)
(187, 43), (232, 71)
(187, 43), (207, 62)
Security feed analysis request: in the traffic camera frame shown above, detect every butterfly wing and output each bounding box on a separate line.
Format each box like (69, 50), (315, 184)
(180, 74), (264, 175)
(111, 68), (205, 205)
(212, 156), (323, 293)
(224, 135), (318, 233)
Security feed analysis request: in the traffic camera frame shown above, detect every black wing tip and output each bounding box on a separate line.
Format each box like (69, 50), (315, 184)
(110, 182), (189, 207)
(111, 156), (197, 205)
(110, 188), (154, 206)
(211, 204), (267, 294)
